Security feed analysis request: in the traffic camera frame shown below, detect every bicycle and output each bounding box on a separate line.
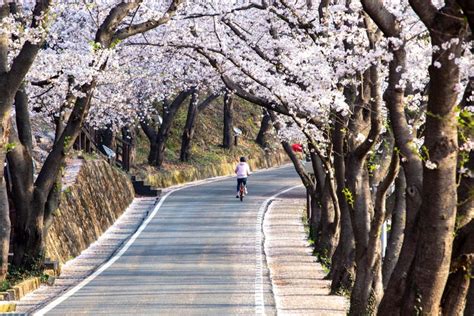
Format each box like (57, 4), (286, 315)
(239, 182), (245, 201)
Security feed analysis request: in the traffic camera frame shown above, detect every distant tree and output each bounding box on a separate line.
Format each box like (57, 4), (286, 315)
(180, 90), (219, 162)
(255, 110), (272, 148)
(222, 91), (234, 149)
(141, 89), (192, 168)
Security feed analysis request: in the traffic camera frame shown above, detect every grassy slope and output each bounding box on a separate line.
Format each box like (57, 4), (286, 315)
(132, 96), (279, 177)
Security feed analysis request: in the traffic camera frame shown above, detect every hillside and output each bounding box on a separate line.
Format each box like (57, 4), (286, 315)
(131, 96), (283, 182)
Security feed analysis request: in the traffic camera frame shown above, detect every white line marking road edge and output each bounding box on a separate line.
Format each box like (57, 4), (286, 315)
(255, 184), (303, 315)
(35, 163), (296, 315)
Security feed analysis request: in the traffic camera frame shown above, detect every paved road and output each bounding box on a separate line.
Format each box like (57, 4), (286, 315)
(37, 165), (300, 315)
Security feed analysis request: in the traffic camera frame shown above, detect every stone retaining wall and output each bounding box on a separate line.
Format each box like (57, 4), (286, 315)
(146, 150), (289, 188)
(45, 159), (135, 263)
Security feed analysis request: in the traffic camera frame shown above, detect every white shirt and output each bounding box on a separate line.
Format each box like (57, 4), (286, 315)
(235, 162), (250, 179)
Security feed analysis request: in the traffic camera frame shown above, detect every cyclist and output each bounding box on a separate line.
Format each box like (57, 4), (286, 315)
(235, 156), (251, 198)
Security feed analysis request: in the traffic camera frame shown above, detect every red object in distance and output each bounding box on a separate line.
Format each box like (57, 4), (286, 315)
(291, 143), (303, 152)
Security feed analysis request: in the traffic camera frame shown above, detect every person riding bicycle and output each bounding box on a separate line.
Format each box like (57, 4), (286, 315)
(235, 156), (251, 198)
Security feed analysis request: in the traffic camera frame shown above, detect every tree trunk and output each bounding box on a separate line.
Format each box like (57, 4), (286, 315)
(465, 281), (474, 316)
(309, 154), (325, 241)
(346, 59), (384, 314)
(330, 112), (355, 294)
(309, 192), (321, 240)
(144, 90), (191, 168)
(180, 89), (198, 162)
(98, 125), (114, 154)
(382, 170), (406, 287)
(316, 177), (338, 259)
(146, 138), (157, 165)
(255, 110), (271, 148)
(14, 85), (94, 268)
(346, 159), (378, 315)
(223, 91), (234, 149)
(441, 220), (473, 315)
(154, 134), (167, 169)
(0, 170), (10, 280)
(0, 0), (50, 277)
(43, 174), (62, 234)
(378, 46), (424, 316)
(400, 11), (465, 313)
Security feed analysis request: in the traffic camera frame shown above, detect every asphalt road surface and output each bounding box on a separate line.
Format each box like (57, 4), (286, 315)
(37, 165), (300, 315)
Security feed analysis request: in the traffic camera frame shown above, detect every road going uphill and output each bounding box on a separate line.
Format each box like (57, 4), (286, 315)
(37, 165), (301, 315)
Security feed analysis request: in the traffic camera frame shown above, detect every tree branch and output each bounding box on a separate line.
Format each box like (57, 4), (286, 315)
(456, 0), (474, 31)
(408, 0), (437, 27)
(94, 1), (141, 46)
(197, 92), (219, 112)
(4, 0), (52, 102)
(113, 0), (184, 41)
(360, 0), (400, 37)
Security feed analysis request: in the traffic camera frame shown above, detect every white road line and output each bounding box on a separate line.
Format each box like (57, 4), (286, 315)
(255, 184), (303, 315)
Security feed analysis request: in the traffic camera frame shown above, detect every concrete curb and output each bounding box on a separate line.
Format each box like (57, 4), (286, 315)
(0, 277), (42, 303)
(0, 301), (16, 312)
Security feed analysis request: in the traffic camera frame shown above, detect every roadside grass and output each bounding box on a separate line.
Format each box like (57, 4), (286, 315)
(0, 264), (49, 292)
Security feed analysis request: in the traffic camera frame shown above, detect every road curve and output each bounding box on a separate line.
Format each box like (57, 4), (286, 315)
(37, 165), (300, 315)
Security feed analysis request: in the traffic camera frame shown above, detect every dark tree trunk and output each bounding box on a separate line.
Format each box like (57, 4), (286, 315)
(465, 281), (474, 316)
(255, 110), (271, 148)
(309, 192), (321, 239)
(154, 133), (167, 169)
(441, 220), (473, 315)
(43, 174), (62, 233)
(180, 90), (198, 162)
(330, 112), (355, 294)
(223, 91), (234, 149)
(98, 125), (114, 154)
(142, 90), (192, 169)
(316, 177), (338, 259)
(179, 91), (218, 162)
(141, 120), (158, 165)
(309, 154), (325, 241)
(11, 82), (95, 268)
(346, 158), (378, 315)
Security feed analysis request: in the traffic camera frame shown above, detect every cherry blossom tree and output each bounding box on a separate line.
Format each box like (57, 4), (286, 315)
(1, 0), (472, 313)
(0, 0), (53, 280)
(6, 0), (184, 269)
